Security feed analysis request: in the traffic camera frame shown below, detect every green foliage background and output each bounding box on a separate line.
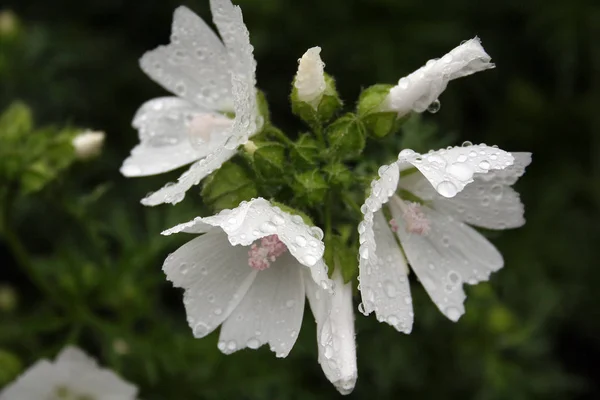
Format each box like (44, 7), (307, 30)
(1, 0), (599, 398)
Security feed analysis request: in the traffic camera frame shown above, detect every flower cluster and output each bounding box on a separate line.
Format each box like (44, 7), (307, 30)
(115, 0), (530, 395)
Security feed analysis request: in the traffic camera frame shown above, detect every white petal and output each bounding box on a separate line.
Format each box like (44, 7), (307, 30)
(361, 162), (400, 216)
(140, 145), (237, 206)
(401, 152), (531, 229)
(210, 0), (262, 149)
(0, 347), (138, 400)
(162, 229), (257, 338)
(198, 198), (332, 289)
(305, 269), (357, 395)
(218, 253), (305, 357)
(384, 37), (494, 115)
(139, 6), (233, 111)
(391, 202), (503, 322)
(121, 97), (219, 177)
(397, 144), (514, 198)
(358, 211), (413, 333)
(295, 46), (326, 107)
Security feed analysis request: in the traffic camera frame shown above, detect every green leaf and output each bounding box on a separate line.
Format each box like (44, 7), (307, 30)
(290, 133), (320, 169)
(325, 113), (366, 160)
(201, 161), (258, 212)
(253, 142), (286, 180)
(323, 162), (352, 188)
(324, 234), (358, 283)
(0, 349), (22, 386)
(292, 169), (328, 206)
(0, 101), (32, 143)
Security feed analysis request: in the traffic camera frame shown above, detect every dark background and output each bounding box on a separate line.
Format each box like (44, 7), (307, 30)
(1, 0), (599, 399)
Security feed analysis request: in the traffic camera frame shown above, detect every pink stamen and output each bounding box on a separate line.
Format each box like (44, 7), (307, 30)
(389, 219), (399, 232)
(248, 234), (288, 271)
(402, 202), (430, 235)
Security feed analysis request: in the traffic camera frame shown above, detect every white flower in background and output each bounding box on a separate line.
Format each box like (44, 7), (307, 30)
(72, 130), (105, 160)
(294, 47), (326, 109)
(0, 346), (138, 400)
(120, 0), (262, 206)
(381, 37), (494, 117)
(162, 198), (357, 394)
(357, 143), (531, 330)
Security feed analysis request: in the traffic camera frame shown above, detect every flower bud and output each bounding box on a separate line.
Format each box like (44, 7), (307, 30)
(72, 130), (105, 160)
(294, 47), (326, 109)
(381, 37), (494, 117)
(291, 47), (342, 128)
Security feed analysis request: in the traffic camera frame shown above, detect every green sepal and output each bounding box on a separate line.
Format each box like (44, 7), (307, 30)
(252, 141), (286, 181)
(323, 162), (352, 189)
(357, 84), (409, 138)
(325, 113), (366, 160)
(256, 90), (270, 125)
(292, 169), (329, 206)
(290, 133), (320, 169)
(324, 234), (359, 283)
(201, 161), (258, 212)
(291, 73), (342, 130)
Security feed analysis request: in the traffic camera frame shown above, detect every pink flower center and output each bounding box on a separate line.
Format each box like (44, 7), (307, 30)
(248, 235), (288, 271)
(401, 202), (430, 235)
(389, 218), (399, 232)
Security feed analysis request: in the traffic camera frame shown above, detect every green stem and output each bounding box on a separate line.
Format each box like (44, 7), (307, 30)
(267, 125), (294, 146)
(342, 192), (363, 215)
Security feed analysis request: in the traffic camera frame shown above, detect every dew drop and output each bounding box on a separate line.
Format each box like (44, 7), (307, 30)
(217, 341), (226, 351)
(457, 154), (468, 163)
(404, 296), (412, 305)
(260, 221), (277, 233)
(358, 302), (367, 315)
(246, 338), (260, 349)
(214, 308), (223, 316)
(427, 99), (441, 113)
(227, 340), (237, 351)
(272, 214), (285, 225)
(384, 281), (397, 298)
(193, 322), (209, 337)
(462, 141), (473, 147)
(387, 315), (399, 325)
(445, 306), (461, 322)
(303, 255), (317, 266)
(446, 162), (474, 182)
(180, 263), (189, 274)
(479, 160), (491, 170)
(436, 181), (458, 198)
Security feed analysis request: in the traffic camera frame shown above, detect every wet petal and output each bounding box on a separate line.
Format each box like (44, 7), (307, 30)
(397, 144), (514, 198)
(218, 253), (305, 357)
(391, 203), (503, 322)
(139, 6), (233, 111)
(358, 211), (413, 333)
(162, 229), (257, 338)
(305, 269), (357, 395)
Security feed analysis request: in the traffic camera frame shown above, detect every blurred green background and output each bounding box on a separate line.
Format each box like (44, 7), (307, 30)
(1, 0), (599, 398)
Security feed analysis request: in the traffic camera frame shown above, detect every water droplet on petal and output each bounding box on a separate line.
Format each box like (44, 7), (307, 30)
(193, 322), (209, 337)
(214, 308), (223, 316)
(436, 181), (458, 197)
(260, 221), (277, 233)
(246, 338), (260, 349)
(427, 99), (441, 113)
(217, 341), (226, 351)
(180, 263), (189, 274)
(303, 255), (317, 266)
(272, 214), (285, 225)
(479, 160), (491, 170)
(446, 162), (474, 182)
(462, 141), (473, 147)
(445, 306), (461, 321)
(227, 340), (237, 351)
(295, 235), (307, 247)
(384, 281), (397, 298)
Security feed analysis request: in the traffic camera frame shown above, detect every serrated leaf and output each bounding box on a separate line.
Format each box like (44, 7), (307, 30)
(325, 113), (366, 160)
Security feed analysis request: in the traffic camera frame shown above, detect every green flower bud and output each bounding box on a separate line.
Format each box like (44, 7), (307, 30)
(357, 84), (408, 138)
(201, 161), (258, 212)
(292, 169), (328, 206)
(325, 113), (366, 160)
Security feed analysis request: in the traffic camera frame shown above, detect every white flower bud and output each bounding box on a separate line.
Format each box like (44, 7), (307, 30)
(294, 47), (327, 109)
(382, 37), (494, 117)
(72, 130), (105, 160)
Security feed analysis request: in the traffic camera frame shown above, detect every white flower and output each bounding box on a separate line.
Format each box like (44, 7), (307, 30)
(381, 37), (494, 117)
(306, 267), (357, 395)
(357, 143), (531, 329)
(0, 346), (138, 400)
(120, 1), (262, 206)
(294, 47), (326, 109)
(162, 198), (357, 394)
(72, 130), (105, 160)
